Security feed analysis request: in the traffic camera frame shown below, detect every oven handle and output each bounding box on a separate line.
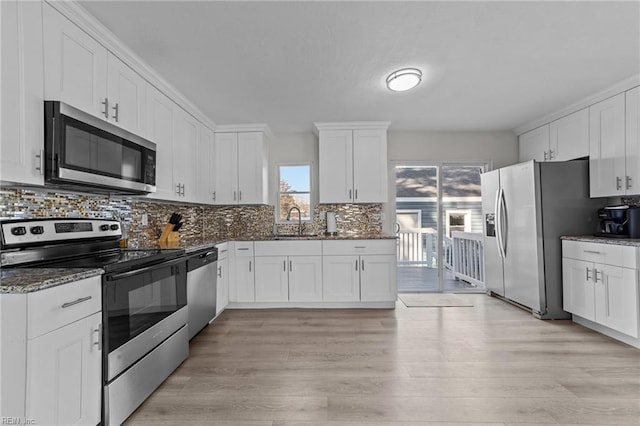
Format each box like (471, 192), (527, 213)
(106, 257), (185, 281)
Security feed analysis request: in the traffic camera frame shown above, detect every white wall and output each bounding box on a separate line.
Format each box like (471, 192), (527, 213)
(269, 129), (519, 230)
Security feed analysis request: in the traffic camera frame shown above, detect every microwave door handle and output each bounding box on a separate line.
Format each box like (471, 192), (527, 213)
(106, 257), (184, 281)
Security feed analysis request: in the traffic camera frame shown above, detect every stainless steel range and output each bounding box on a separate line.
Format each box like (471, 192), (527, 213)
(1, 218), (189, 425)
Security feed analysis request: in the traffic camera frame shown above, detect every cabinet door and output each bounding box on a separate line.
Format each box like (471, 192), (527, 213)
(234, 257), (255, 302)
(196, 124), (214, 204)
(107, 52), (147, 136)
(238, 132), (267, 204)
(562, 258), (595, 320)
(173, 107), (199, 201)
(595, 264), (639, 338)
(254, 256), (289, 302)
(589, 93), (626, 197)
(216, 256), (229, 315)
(360, 254), (397, 302)
(146, 85), (175, 201)
(322, 255), (360, 302)
(213, 133), (239, 204)
(319, 130), (353, 203)
(626, 87), (640, 195)
(1, 0), (44, 186)
(550, 109), (589, 162)
(43, 4), (108, 118)
(353, 129), (388, 203)
(26, 312), (101, 426)
(289, 256), (323, 302)
(518, 125), (549, 162)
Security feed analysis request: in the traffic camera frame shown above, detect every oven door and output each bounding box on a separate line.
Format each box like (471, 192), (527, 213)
(104, 257), (187, 381)
(45, 101), (156, 194)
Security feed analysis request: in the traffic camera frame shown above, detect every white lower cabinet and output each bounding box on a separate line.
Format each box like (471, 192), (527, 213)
(360, 254), (397, 302)
(255, 256), (289, 302)
(562, 240), (639, 341)
(230, 242), (255, 302)
(288, 256), (323, 302)
(27, 312), (102, 425)
(216, 243), (229, 315)
(322, 255), (361, 301)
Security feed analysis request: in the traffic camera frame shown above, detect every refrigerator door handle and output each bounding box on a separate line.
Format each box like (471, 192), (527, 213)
(494, 188), (504, 259)
(499, 188), (508, 257)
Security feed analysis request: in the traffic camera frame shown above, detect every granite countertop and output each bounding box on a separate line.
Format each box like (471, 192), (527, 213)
(234, 233), (398, 242)
(561, 235), (640, 247)
(0, 268), (104, 294)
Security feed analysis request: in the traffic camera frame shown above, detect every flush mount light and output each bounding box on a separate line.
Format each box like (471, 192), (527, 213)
(386, 68), (422, 92)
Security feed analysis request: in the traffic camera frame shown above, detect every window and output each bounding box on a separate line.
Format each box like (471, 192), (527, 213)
(277, 164), (312, 222)
(445, 209), (471, 237)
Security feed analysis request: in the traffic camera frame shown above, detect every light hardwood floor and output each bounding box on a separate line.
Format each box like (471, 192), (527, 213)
(125, 294), (640, 425)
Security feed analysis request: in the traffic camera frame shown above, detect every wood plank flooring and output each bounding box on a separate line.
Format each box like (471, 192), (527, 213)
(125, 294), (640, 425)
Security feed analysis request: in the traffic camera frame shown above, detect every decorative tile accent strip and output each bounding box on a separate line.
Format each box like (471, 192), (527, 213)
(0, 187), (382, 245)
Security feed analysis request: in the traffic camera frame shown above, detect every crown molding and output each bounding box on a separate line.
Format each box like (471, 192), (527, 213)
(215, 124), (274, 140)
(313, 121), (391, 136)
(45, 0), (216, 130)
(514, 74), (640, 135)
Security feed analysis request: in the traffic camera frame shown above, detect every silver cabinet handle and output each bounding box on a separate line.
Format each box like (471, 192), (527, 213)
(176, 183), (181, 195)
(35, 149), (44, 174)
(549, 149), (555, 160)
(61, 296), (92, 309)
(212, 191), (216, 201)
(594, 268), (602, 283)
(249, 260), (252, 272)
(93, 323), (102, 351)
(627, 176), (632, 190)
(355, 259), (358, 271)
(349, 189), (352, 200)
(355, 189), (358, 200)
(234, 191), (237, 201)
(585, 267), (591, 281)
(583, 250), (602, 254)
(544, 151), (548, 161)
(101, 98), (109, 119)
(289, 260), (292, 272)
(284, 260), (287, 272)
(237, 247), (249, 251)
(361, 259), (365, 271)
(616, 176), (623, 190)
(218, 266), (222, 278)
(239, 190), (242, 201)
(112, 103), (119, 122)
(354, 246), (366, 249)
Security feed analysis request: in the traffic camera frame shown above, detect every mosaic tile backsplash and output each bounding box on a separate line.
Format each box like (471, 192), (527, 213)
(0, 187), (383, 247)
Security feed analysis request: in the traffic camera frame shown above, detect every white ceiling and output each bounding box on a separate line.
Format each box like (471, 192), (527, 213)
(79, 1), (640, 134)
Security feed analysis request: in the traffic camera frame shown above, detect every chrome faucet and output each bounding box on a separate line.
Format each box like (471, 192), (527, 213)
(286, 206), (303, 236)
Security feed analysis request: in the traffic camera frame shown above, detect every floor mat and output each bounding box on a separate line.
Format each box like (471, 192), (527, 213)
(398, 293), (474, 307)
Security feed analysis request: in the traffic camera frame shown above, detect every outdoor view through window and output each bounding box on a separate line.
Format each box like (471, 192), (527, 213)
(278, 164), (311, 221)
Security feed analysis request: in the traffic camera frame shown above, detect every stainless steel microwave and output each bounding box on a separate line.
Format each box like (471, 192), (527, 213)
(44, 101), (156, 194)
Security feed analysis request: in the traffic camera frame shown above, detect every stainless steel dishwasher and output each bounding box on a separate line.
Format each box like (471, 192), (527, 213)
(186, 246), (218, 339)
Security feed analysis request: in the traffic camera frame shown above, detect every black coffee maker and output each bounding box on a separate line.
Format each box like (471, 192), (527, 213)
(596, 205), (640, 238)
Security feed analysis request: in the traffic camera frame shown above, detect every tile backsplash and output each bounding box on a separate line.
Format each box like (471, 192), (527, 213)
(0, 187), (383, 247)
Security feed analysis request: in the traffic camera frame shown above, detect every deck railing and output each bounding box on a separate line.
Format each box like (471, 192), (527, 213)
(397, 229), (484, 288)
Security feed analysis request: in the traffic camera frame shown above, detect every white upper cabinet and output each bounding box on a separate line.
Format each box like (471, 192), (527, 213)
(106, 53), (147, 136)
(44, 3), (108, 119)
(173, 106), (199, 202)
(146, 85), (175, 201)
(316, 122), (390, 204)
(519, 109), (589, 163)
(1, 0), (45, 186)
(213, 127), (270, 205)
(44, 4), (147, 137)
(589, 93), (626, 197)
(549, 108), (589, 161)
(196, 124), (215, 204)
(625, 87), (640, 195)
(518, 125), (549, 162)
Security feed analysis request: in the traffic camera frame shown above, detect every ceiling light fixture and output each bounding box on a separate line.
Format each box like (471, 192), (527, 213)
(386, 68), (422, 92)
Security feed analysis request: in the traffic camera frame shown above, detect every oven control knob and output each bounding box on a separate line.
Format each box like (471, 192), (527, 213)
(11, 226), (27, 236)
(110, 224), (119, 231)
(30, 226), (44, 235)
(100, 224), (110, 231)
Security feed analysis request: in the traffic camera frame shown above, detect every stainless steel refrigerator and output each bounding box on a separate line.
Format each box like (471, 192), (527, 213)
(481, 160), (601, 319)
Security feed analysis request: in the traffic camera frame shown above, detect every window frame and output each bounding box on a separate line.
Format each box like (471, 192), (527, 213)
(276, 162), (313, 224)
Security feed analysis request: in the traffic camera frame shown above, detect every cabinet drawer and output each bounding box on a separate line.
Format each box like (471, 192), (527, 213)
(216, 242), (229, 259)
(27, 276), (101, 339)
(233, 241), (254, 256)
(562, 240), (637, 269)
(322, 239), (396, 256)
(255, 240), (322, 256)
